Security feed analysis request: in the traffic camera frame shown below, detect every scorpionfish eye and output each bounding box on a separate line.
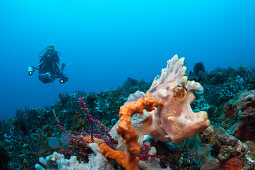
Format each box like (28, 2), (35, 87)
(173, 86), (186, 100)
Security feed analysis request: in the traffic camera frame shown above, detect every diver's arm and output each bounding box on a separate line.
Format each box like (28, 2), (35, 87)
(31, 66), (39, 70)
(32, 61), (45, 70)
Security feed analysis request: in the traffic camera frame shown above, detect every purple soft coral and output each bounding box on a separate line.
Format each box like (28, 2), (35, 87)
(78, 97), (117, 148)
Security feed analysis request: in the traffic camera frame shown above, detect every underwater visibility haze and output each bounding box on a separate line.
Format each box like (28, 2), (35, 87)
(0, 0), (255, 169)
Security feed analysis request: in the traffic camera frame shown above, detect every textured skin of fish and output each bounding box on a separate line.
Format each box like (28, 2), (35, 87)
(110, 55), (210, 146)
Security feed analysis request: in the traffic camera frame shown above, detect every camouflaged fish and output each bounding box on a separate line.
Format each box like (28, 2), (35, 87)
(110, 55), (210, 150)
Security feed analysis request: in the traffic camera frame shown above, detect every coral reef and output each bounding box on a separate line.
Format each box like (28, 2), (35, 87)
(0, 144), (9, 170)
(200, 126), (254, 169)
(138, 144), (170, 170)
(35, 143), (115, 170)
(194, 62), (206, 75)
(233, 90), (255, 143)
(219, 90), (255, 143)
(1, 55), (255, 169)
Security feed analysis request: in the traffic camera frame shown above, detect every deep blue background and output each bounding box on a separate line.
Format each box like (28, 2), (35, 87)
(0, 0), (254, 119)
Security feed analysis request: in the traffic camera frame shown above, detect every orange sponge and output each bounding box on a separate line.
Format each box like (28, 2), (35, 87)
(224, 157), (243, 170)
(117, 93), (163, 170)
(80, 93), (162, 170)
(81, 136), (104, 143)
(81, 136), (127, 167)
(98, 142), (127, 168)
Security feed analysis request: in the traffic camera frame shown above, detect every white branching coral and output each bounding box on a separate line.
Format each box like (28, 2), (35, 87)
(35, 143), (114, 170)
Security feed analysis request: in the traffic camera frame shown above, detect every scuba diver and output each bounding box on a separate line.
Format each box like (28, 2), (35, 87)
(28, 45), (68, 84)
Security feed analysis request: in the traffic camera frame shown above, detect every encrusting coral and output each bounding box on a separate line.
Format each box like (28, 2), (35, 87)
(223, 157), (243, 170)
(221, 90), (255, 143)
(200, 126), (255, 170)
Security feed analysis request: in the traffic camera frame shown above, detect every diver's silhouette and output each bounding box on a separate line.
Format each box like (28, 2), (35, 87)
(28, 45), (68, 84)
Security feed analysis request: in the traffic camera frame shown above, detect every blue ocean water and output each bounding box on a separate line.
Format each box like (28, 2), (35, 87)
(0, 0), (254, 119)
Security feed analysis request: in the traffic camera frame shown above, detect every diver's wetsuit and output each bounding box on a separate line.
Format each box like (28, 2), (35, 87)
(39, 49), (62, 83)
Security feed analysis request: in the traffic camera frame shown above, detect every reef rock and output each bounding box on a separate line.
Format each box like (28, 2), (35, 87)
(202, 127), (255, 170)
(221, 90), (255, 143)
